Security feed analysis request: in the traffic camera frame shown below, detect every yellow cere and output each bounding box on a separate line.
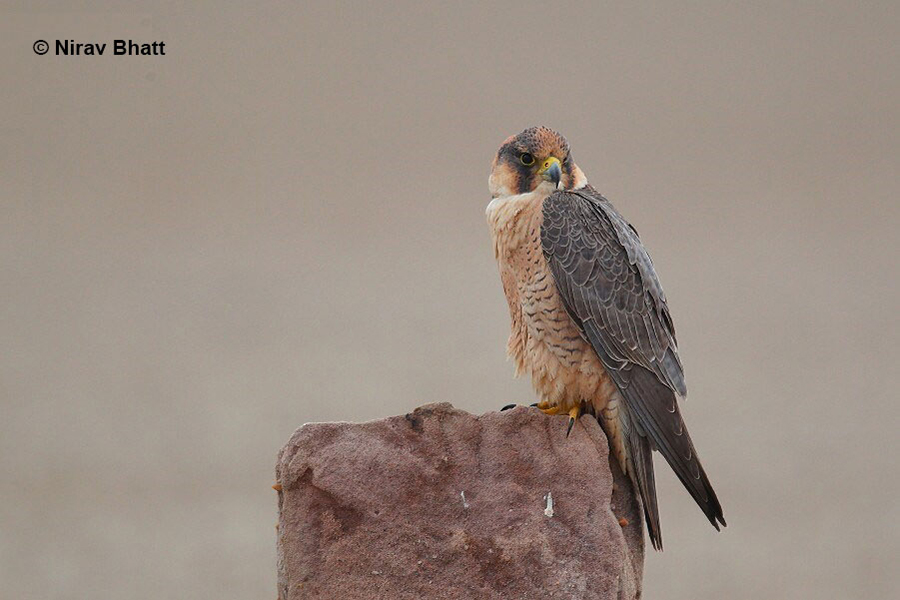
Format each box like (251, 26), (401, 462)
(538, 156), (561, 174)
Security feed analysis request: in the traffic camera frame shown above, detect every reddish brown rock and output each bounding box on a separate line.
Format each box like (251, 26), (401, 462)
(275, 403), (644, 599)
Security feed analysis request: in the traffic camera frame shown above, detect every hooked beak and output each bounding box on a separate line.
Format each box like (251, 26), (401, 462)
(539, 157), (562, 189)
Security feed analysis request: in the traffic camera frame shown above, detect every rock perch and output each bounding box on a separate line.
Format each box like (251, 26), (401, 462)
(275, 403), (644, 599)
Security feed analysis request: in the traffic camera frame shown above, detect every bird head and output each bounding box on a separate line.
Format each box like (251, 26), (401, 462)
(489, 126), (586, 198)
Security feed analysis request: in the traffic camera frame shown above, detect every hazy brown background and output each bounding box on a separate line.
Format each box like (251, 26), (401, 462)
(2, 2), (898, 599)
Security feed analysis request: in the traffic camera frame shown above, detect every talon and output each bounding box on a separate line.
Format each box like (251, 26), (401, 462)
(566, 404), (582, 437)
(500, 403), (517, 411)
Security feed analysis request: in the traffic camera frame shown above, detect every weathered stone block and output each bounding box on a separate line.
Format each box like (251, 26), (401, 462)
(276, 403), (643, 599)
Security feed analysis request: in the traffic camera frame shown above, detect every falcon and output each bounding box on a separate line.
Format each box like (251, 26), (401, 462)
(487, 126), (725, 549)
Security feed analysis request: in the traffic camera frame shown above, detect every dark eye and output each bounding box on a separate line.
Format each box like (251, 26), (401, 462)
(519, 153), (535, 166)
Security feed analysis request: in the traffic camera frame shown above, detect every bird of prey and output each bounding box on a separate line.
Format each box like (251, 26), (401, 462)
(486, 126), (725, 550)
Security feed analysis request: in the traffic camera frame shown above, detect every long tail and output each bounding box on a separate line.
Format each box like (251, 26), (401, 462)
(623, 421), (663, 549)
(620, 366), (725, 550)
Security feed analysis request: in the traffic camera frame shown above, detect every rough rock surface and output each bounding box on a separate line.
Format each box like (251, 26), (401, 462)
(275, 403), (644, 599)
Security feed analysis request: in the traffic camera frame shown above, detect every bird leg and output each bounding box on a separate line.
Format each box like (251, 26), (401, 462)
(566, 403), (582, 437)
(535, 401), (582, 435)
(535, 401), (564, 416)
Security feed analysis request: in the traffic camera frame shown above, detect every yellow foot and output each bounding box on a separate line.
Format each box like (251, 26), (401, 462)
(535, 401), (564, 416)
(566, 404), (582, 437)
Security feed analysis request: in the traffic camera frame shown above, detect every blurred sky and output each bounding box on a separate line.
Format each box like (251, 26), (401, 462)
(1, 2), (898, 599)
